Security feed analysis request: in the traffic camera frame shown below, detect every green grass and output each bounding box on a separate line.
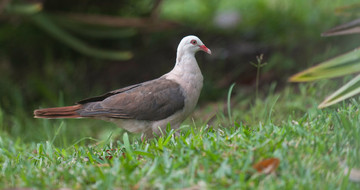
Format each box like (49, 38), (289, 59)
(1, 82), (360, 189)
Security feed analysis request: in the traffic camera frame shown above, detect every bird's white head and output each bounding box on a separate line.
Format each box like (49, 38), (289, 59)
(177, 35), (212, 56)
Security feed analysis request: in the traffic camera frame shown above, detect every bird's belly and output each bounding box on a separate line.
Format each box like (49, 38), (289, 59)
(182, 78), (203, 115)
(101, 112), (185, 137)
(103, 118), (151, 134)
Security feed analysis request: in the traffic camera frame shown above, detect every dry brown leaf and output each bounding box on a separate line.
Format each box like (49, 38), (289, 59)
(97, 163), (110, 167)
(252, 158), (280, 174)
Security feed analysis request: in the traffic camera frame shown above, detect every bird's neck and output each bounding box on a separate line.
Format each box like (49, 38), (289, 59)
(171, 52), (202, 79)
(165, 52), (203, 98)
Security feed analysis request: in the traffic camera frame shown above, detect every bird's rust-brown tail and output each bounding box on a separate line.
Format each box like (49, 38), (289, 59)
(34, 105), (82, 119)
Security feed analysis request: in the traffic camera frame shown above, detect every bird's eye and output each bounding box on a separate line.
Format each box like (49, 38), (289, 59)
(190, 40), (197, 45)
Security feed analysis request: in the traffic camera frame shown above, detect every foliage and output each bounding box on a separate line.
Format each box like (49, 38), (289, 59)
(290, 5), (360, 108)
(4, 1), (133, 61)
(289, 48), (360, 108)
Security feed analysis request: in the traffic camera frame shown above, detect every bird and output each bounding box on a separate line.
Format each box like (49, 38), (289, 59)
(34, 35), (211, 139)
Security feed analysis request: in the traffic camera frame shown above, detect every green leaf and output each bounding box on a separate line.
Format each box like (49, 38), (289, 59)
(321, 18), (360, 37)
(5, 3), (42, 15)
(30, 13), (133, 61)
(51, 14), (137, 39)
(318, 74), (360, 108)
(289, 48), (360, 82)
(333, 2), (360, 17)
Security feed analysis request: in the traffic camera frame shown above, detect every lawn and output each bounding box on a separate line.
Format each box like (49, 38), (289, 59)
(1, 82), (360, 189)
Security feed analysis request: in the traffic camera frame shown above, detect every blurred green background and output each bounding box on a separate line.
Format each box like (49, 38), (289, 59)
(1, 0), (359, 143)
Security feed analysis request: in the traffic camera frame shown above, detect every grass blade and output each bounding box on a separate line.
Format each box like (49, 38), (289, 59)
(227, 83), (236, 123)
(123, 132), (133, 160)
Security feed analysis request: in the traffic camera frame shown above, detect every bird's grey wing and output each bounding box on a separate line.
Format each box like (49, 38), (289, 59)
(76, 83), (142, 104)
(78, 78), (185, 121)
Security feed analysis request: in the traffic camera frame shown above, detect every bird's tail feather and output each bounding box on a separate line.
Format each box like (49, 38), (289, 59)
(34, 105), (82, 119)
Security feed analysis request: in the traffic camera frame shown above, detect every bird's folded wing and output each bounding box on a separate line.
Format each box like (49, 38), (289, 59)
(78, 78), (185, 121)
(77, 83), (142, 104)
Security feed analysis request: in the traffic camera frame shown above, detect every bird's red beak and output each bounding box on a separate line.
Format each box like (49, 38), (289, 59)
(199, 45), (212, 54)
